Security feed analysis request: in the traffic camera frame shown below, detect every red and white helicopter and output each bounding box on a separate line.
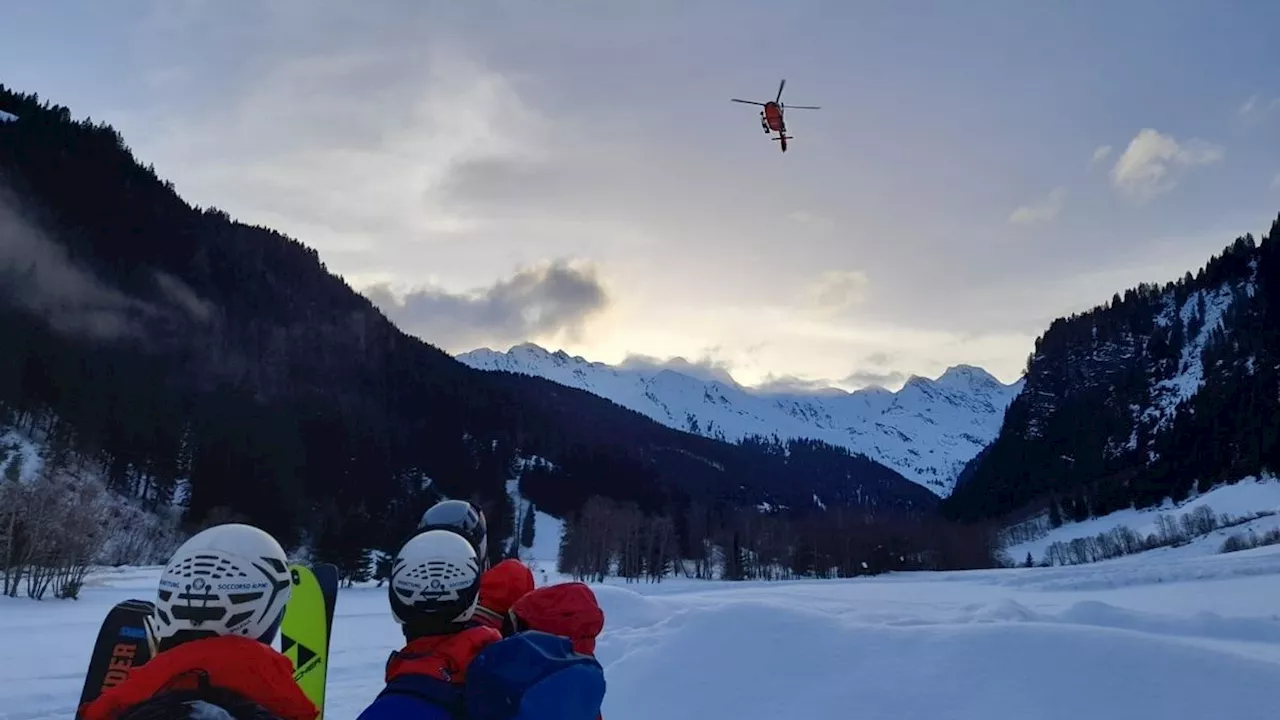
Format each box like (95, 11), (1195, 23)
(731, 78), (820, 153)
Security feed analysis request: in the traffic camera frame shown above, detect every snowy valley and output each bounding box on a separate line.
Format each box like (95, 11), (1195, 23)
(4, 76), (1280, 720)
(458, 344), (1024, 495)
(8, 541), (1280, 720)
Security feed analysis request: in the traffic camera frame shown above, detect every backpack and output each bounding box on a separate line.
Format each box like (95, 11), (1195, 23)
(464, 630), (605, 720)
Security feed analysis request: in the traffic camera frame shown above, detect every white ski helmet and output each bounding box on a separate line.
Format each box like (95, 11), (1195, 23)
(153, 523), (293, 650)
(389, 528), (482, 635)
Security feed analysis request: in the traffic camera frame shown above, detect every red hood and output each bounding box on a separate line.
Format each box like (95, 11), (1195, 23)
(80, 635), (317, 720)
(474, 559), (535, 629)
(511, 582), (605, 655)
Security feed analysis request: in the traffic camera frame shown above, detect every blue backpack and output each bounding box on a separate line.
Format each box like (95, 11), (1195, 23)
(465, 630), (606, 720)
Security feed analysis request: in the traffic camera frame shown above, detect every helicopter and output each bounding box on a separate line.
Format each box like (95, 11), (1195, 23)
(730, 78), (820, 153)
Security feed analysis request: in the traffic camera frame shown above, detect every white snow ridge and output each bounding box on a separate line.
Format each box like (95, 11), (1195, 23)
(457, 343), (1023, 495)
(0, 110), (18, 123)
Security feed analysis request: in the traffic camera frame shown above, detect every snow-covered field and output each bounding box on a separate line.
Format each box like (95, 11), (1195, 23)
(6, 544), (1280, 720)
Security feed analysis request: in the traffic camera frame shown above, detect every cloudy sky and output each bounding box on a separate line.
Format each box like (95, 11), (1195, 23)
(4, 1), (1279, 391)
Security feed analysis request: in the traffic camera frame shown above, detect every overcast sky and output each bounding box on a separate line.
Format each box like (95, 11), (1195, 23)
(4, 0), (1279, 390)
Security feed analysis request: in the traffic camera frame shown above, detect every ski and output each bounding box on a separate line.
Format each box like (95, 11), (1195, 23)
(75, 599), (156, 719)
(281, 562), (339, 718)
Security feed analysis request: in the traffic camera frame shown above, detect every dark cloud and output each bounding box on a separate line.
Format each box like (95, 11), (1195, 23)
(840, 370), (907, 389)
(363, 259), (609, 351)
(437, 155), (569, 211)
(617, 353), (739, 386)
(749, 366), (910, 394)
(864, 352), (893, 366)
(751, 374), (846, 396)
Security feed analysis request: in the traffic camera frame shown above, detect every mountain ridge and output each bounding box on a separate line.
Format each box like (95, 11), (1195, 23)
(943, 219), (1280, 524)
(457, 343), (1025, 495)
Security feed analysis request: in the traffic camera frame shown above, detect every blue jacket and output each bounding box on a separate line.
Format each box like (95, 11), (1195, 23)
(356, 673), (463, 720)
(356, 630), (605, 720)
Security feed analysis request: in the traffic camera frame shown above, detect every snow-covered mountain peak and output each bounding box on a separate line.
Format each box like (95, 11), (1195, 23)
(938, 363), (1001, 387)
(456, 343), (1025, 496)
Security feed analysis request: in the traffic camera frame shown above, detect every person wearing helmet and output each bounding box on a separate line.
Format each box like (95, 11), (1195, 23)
(417, 499), (536, 633)
(79, 523), (317, 720)
(358, 528), (605, 720)
(358, 528), (501, 720)
(418, 499), (490, 570)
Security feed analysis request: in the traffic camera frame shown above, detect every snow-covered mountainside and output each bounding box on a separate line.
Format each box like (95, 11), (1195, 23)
(457, 343), (1024, 495)
(946, 223), (1280, 523)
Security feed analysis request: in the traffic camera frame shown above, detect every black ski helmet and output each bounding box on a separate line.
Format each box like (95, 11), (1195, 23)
(388, 529), (482, 638)
(418, 499), (489, 569)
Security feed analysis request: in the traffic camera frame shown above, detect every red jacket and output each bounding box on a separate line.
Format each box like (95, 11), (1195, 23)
(472, 559), (535, 630)
(357, 626), (503, 720)
(79, 635), (317, 720)
(384, 625), (502, 684)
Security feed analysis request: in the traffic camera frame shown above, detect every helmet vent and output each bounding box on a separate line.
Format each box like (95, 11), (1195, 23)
(177, 553), (247, 580)
(225, 610), (254, 631)
(402, 560), (472, 582)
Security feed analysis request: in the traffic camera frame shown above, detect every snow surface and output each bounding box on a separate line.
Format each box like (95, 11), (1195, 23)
(457, 343), (1024, 495)
(1007, 474), (1280, 564)
(1144, 283), (1241, 436)
(504, 473), (565, 586)
(7, 547), (1280, 720)
(0, 110), (17, 123)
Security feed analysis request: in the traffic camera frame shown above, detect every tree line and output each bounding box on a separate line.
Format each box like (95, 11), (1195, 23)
(556, 494), (1000, 582)
(1026, 503), (1275, 567)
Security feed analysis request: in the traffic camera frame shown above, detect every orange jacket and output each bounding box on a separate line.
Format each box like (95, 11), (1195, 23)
(79, 635), (317, 720)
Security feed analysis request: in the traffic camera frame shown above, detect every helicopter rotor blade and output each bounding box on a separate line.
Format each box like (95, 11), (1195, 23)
(784, 105), (820, 110)
(775, 78), (786, 103)
(730, 99), (767, 106)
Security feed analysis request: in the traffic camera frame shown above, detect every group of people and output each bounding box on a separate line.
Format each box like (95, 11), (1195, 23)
(77, 500), (607, 720)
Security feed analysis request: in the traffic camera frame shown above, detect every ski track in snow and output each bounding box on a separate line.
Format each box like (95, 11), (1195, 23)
(5, 547), (1280, 719)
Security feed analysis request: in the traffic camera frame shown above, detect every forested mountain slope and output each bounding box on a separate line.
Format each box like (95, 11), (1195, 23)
(944, 219), (1280, 524)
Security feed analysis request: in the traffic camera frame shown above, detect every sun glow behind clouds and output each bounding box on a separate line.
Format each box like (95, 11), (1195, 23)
(7, 1), (1279, 393)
